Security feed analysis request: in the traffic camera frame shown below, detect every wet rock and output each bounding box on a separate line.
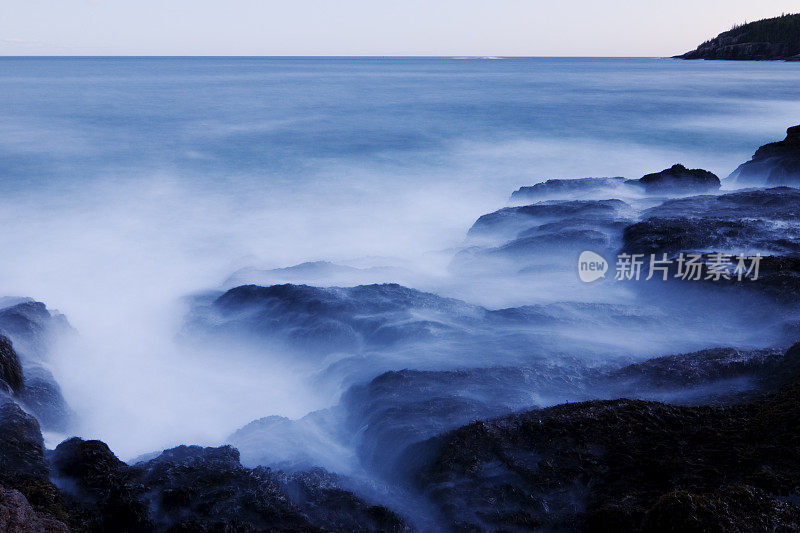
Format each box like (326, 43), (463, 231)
(640, 486), (800, 532)
(0, 336), (23, 395)
(467, 199), (631, 244)
(637, 164), (720, 194)
(50, 439), (407, 532)
(186, 283), (482, 357)
(413, 344), (800, 531)
(0, 399), (64, 523)
(0, 301), (71, 361)
(50, 437), (152, 532)
(510, 177), (633, 202)
(456, 198), (634, 274)
(729, 125), (800, 185)
(17, 366), (71, 433)
(623, 187), (800, 255)
(0, 485), (68, 533)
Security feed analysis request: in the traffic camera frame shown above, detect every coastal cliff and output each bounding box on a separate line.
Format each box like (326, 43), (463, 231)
(676, 13), (800, 60)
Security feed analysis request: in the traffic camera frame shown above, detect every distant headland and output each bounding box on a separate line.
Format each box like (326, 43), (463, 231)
(676, 13), (800, 60)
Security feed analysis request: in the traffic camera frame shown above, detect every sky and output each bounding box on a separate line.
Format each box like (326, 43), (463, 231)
(1, 0), (798, 56)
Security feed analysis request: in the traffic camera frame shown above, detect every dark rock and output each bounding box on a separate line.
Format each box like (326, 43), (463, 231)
(467, 199), (631, 243)
(50, 439), (407, 532)
(728, 125), (800, 185)
(50, 437), (153, 532)
(0, 485), (69, 533)
(17, 366), (72, 433)
(622, 187), (800, 255)
(456, 198), (634, 274)
(187, 283), (481, 357)
(0, 336), (23, 395)
(676, 14), (800, 60)
(510, 177), (632, 201)
(412, 344), (800, 531)
(0, 400), (48, 485)
(641, 486), (800, 532)
(0, 399), (64, 522)
(637, 164), (720, 193)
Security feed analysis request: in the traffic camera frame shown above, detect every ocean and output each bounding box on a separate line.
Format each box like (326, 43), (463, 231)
(1, 56), (798, 457)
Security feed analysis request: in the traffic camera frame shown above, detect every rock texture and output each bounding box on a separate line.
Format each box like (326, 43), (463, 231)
(637, 164), (720, 193)
(728, 125), (800, 185)
(49, 439), (406, 532)
(0, 485), (68, 533)
(676, 13), (800, 60)
(413, 344), (800, 531)
(0, 336), (23, 395)
(510, 177), (633, 202)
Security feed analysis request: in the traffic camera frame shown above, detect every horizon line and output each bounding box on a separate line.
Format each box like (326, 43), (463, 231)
(0, 55), (677, 59)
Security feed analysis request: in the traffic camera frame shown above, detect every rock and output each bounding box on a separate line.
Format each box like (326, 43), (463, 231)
(0, 336), (23, 395)
(0, 399), (64, 523)
(0, 485), (68, 533)
(225, 260), (414, 289)
(456, 198), (634, 274)
(186, 283), (481, 358)
(637, 164), (720, 193)
(728, 125), (800, 185)
(676, 14), (800, 60)
(17, 366), (72, 433)
(50, 439), (407, 532)
(467, 199), (631, 243)
(50, 437), (153, 532)
(510, 177), (633, 202)
(412, 344), (800, 531)
(0, 301), (71, 361)
(622, 187), (800, 255)
(620, 187), (800, 302)
(0, 400), (49, 486)
(640, 486), (800, 532)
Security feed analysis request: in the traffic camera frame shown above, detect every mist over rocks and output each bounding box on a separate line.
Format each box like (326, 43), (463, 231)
(510, 177), (633, 202)
(7, 127), (800, 530)
(186, 283), (483, 361)
(728, 125), (800, 185)
(0, 336), (24, 395)
(0, 301), (73, 433)
(409, 344), (800, 532)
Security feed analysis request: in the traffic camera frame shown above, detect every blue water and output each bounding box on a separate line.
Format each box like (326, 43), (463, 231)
(2, 57), (799, 188)
(1, 57), (799, 457)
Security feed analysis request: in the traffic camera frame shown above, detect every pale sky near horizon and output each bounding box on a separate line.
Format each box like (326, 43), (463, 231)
(1, 0), (798, 56)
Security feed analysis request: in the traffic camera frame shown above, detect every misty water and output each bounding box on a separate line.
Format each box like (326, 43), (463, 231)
(1, 56), (799, 463)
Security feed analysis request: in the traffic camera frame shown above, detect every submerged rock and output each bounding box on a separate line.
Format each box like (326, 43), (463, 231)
(729, 125), (800, 185)
(637, 164), (720, 193)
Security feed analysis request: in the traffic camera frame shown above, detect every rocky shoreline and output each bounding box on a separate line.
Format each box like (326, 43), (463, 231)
(3, 126), (800, 531)
(676, 13), (800, 61)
